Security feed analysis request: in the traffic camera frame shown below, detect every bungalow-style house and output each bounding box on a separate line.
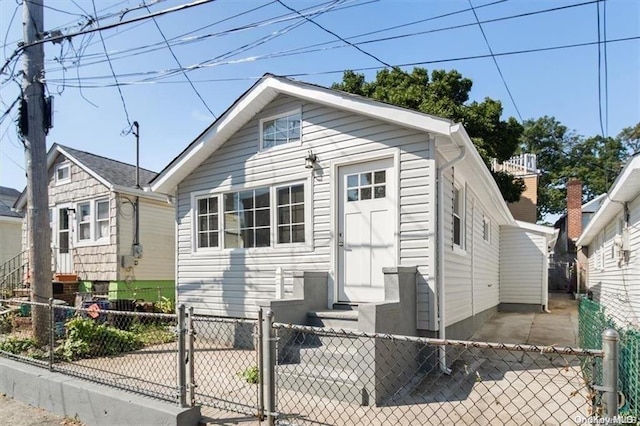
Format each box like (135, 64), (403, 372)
(576, 152), (640, 328)
(150, 74), (556, 342)
(0, 186), (23, 266)
(14, 144), (175, 305)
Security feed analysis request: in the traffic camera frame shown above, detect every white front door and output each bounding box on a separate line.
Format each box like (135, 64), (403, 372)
(54, 205), (72, 273)
(338, 158), (396, 303)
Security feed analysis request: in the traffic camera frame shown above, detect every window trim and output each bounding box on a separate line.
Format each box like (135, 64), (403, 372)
(55, 162), (71, 185)
(482, 216), (491, 244)
(452, 182), (466, 253)
(73, 198), (111, 247)
(258, 107), (302, 152)
(191, 179), (313, 255)
(195, 195), (221, 250)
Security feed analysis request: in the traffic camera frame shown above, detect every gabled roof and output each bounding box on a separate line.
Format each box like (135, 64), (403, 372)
(577, 153), (640, 246)
(150, 73), (454, 194)
(0, 186), (22, 219)
(149, 73), (514, 225)
(15, 144), (164, 210)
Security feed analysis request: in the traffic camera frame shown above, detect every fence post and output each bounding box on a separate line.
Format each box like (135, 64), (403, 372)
(48, 298), (54, 371)
(257, 308), (264, 421)
(602, 328), (619, 419)
(187, 306), (195, 407)
(262, 310), (276, 426)
(177, 304), (187, 408)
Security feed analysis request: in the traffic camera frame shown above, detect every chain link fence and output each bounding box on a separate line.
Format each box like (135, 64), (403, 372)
(272, 323), (605, 426)
(190, 313), (261, 416)
(579, 297), (640, 418)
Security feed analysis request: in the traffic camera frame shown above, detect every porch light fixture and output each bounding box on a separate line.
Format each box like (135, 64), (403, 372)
(305, 150), (317, 169)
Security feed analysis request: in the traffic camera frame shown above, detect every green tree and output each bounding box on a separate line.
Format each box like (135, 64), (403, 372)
(332, 68), (524, 202)
(520, 117), (628, 219)
(618, 122), (640, 155)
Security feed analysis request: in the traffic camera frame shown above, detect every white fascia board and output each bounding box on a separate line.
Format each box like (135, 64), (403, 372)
(151, 75), (455, 194)
(577, 154), (640, 247)
(449, 124), (515, 226)
(150, 82), (277, 195)
(56, 145), (113, 190)
(269, 77), (453, 136)
(112, 185), (172, 203)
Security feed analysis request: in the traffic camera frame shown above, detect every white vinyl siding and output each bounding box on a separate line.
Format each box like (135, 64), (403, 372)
(176, 94), (435, 324)
(586, 195), (640, 328)
(499, 227), (547, 306)
(443, 169), (500, 329)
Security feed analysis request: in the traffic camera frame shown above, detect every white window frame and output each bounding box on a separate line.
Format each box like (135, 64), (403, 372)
(452, 182), (466, 253)
(191, 178), (313, 254)
(73, 198), (110, 246)
(258, 108), (302, 151)
(55, 162), (71, 185)
(222, 187), (272, 249)
(95, 199), (110, 241)
(194, 195), (220, 250)
(482, 216), (491, 244)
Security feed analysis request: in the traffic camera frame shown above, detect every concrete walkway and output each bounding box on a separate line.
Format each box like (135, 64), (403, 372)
(471, 293), (579, 346)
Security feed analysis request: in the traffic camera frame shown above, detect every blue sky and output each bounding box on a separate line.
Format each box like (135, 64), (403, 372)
(0, 0), (638, 196)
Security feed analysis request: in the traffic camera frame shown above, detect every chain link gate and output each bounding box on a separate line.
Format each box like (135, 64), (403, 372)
(188, 311), (263, 418)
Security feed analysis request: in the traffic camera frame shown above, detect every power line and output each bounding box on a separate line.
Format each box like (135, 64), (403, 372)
(91, 0), (132, 129)
(45, 0), (598, 80)
(467, 0), (523, 121)
(44, 35), (640, 87)
(596, 1), (605, 137)
(143, 1), (217, 118)
(603, 0), (609, 137)
(276, 0), (391, 68)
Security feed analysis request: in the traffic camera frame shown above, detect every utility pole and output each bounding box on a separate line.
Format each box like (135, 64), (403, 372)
(23, 0), (52, 346)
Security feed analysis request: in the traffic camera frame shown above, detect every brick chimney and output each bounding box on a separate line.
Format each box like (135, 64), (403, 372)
(567, 178), (583, 243)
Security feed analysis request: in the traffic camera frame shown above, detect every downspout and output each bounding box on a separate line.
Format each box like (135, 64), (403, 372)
(436, 127), (466, 374)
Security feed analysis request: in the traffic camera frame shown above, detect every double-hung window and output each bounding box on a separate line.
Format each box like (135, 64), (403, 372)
(277, 184), (305, 244)
(55, 163), (71, 185)
(260, 110), (301, 150)
(195, 182), (308, 251)
(76, 199), (109, 243)
(224, 188), (271, 248)
(96, 200), (109, 240)
(453, 184), (464, 249)
(78, 202), (92, 241)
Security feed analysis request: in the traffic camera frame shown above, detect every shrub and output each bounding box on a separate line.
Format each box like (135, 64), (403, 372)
(56, 317), (143, 361)
(129, 321), (176, 345)
(0, 336), (36, 354)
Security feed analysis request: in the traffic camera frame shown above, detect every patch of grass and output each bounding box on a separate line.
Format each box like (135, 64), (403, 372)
(239, 365), (260, 385)
(129, 321), (176, 345)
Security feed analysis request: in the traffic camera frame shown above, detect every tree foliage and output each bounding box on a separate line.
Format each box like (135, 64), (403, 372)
(332, 68), (524, 201)
(520, 117), (631, 219)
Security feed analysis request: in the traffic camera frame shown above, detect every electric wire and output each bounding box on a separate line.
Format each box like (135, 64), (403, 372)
(603, 0), (608, 136)
(597, 0), (605, 137)
(143, 1), (217, 118)
(43, 35), (640, 87)
(90, 0), (132, 129)
(276, 0), (391, 68)
(3, 2), (21, 62)
(467, 0), (523, 121)
(41, 0), (600, 78)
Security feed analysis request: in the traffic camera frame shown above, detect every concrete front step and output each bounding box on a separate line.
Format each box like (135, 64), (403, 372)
(299, 339), (373, 372)
(306, 309), (358, 330)
(277, 363), (370, 406)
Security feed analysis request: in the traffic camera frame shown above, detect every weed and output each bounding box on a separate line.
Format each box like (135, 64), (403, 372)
(239, 365), (260, 385)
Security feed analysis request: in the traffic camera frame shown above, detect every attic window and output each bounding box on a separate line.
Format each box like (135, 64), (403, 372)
(260, 109), (301, 150)
(55, 163), (71, 185)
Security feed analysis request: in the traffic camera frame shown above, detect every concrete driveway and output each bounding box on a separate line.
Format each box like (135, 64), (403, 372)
(472, 293), (579, 346)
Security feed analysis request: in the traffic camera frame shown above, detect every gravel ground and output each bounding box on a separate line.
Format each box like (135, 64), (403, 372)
(0, 394), (84, 426)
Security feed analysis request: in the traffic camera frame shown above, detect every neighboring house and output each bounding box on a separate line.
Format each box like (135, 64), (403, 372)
(150, 74), (556, 341)
(0, 186), (23, 266)
(576, 153), (640, 328)
(491, 153), (539, 224)
(550, 180), (606, 292)
(14, 144), (175, 304)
